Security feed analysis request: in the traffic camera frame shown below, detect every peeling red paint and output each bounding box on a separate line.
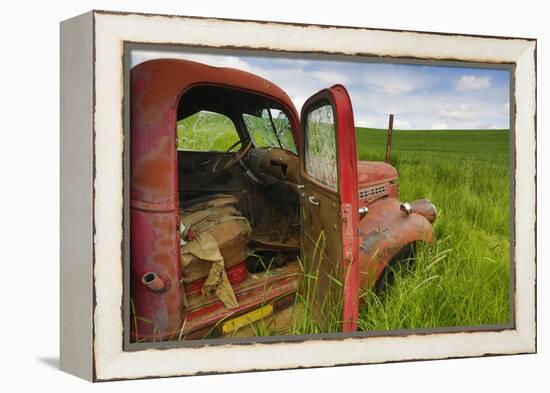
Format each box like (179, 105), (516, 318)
(358, 198), (435, 289)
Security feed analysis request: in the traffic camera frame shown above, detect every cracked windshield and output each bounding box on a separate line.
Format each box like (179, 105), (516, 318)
(243, 108), (296, 153)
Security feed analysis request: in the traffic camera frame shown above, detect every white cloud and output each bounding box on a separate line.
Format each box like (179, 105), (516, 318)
(430, 123), (448, 130)
(290, 95), (307, 113)
(454, 75), (491, 92)
(439, 104), (479, 120)
(364, 75), (418, 95)
(394, 119), (412, 129)
(310, 70), (350, 85)
(362, 65), (437, 95)
(355, 120), (372, 128)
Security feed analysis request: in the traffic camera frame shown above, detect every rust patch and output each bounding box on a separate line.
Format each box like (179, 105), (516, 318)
(357, 198), (435, 290)
(132, 136), (173, 197)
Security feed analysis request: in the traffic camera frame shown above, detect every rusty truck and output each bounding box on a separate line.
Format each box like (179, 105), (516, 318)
(130, 58), (436, 341)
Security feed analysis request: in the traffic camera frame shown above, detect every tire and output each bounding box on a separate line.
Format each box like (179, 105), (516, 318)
(374, 242), (415, 295)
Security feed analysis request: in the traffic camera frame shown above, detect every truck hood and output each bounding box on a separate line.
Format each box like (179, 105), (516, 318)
(357, 161), (398, 188)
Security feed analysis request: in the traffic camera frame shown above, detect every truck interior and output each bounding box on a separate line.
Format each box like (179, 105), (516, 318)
(175, 85), (304, 336)
(177, 84), (302, 266)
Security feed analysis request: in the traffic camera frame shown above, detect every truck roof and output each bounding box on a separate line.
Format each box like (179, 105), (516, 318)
(131, 58), (298, 115)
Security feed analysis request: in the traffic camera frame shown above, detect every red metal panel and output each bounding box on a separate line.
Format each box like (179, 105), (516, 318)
(356, 161), (397, 188)
(329, 85), (360, 332)
(182, 268), (300, 338)
(299, 85), (360, 332)
(130, 208), (182, 340)
(358, 198), (435, 290)
(130, 65), (182, 341)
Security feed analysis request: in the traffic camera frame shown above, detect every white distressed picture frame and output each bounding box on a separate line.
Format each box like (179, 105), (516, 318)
(60, 10), (536, 381)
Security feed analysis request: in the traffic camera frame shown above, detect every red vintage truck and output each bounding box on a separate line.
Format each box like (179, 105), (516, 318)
(131, 58), (436, 341)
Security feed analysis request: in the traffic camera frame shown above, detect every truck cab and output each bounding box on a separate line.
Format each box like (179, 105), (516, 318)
(130, 59), (436, 341)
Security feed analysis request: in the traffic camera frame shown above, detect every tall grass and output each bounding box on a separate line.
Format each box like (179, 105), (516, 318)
(291, 230), (345, 334)
(356, 128), (510, 329)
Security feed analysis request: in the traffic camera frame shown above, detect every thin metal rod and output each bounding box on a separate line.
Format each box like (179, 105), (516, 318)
(385, 114), (394, 163)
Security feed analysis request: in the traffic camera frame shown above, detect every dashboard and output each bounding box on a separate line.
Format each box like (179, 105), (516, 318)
(243, 147), (300, 191)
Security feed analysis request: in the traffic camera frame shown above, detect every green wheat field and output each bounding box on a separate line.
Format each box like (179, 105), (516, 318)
(356, 128), (510, 330)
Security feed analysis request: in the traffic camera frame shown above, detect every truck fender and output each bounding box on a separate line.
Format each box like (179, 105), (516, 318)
(357, 198), (435, 290)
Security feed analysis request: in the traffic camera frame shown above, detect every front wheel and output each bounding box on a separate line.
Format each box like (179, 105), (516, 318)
(374, 243), (415, 295)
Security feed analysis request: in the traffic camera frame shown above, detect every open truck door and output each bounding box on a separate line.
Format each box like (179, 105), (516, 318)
(299, 85), (360, 332)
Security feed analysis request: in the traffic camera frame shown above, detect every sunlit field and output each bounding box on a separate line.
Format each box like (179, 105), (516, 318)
(356, 128), (510, 330)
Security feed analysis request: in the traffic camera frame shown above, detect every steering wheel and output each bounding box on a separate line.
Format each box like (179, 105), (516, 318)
(211, 138), (253, 174)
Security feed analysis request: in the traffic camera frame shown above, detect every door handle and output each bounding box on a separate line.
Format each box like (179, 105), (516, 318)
(308, 195), (320, 206)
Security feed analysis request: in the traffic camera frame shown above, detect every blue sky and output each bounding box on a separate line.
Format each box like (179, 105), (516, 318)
(131, 49), (510, 130)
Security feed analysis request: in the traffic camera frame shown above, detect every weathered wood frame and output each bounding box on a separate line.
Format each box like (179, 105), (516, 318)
(60, 10), (536, 381)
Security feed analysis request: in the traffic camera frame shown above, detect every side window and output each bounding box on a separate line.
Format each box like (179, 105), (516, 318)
(177, 111), (240, 151)
(304, 104), (337, 191)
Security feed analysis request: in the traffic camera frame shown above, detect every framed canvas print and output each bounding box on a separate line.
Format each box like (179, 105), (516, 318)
(60, 10), (536, 381)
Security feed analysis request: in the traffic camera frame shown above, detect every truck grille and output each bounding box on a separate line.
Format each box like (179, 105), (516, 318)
(358, 184), (387, 201)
